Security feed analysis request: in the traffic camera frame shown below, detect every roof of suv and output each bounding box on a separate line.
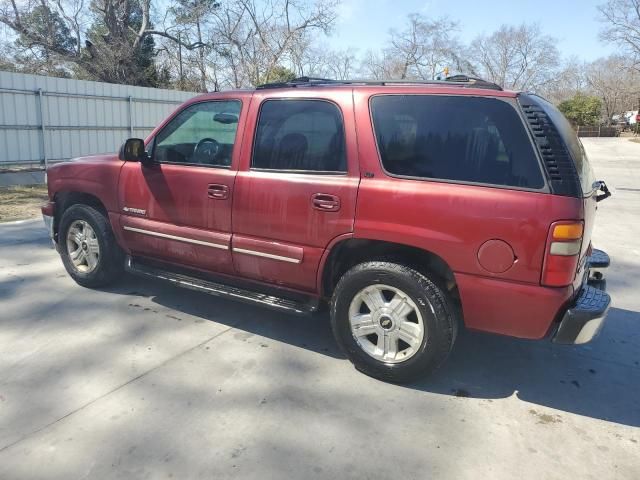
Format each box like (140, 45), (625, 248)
(256, 75), (504, 91)
(185, 75), (519, 105)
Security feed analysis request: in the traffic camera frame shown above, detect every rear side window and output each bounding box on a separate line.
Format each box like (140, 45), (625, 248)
(252, 99), (346, 172)
(531, 95), (595, 196)
(370, 95), (545, 189)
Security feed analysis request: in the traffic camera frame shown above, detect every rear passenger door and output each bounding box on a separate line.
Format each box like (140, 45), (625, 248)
(231, 91), (359, 292)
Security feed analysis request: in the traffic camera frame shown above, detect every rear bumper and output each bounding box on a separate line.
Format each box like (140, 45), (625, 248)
(553, 249), (611, 345)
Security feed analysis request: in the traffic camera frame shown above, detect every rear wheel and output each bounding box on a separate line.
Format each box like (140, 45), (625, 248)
(330, 261), (457, 383)
(59, 204), (124, 288)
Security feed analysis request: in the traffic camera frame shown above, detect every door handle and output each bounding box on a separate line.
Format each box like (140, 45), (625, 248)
(311, 193), (340, 212)
(207, 184), (229, 200)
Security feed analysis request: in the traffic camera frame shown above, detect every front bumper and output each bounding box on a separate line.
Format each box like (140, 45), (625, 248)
(41, 201), (56, 247)
(553, 249), (611, 345)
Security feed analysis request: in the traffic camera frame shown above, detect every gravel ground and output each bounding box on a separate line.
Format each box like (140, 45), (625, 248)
(0, 184), (48, 222)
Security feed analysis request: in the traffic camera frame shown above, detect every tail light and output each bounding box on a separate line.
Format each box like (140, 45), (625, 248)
(542, 221), (584, 287)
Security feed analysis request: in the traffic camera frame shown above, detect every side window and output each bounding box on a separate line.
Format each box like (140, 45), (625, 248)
(370, 95), (545, 189)
(252, 99), (346, 172)
(153, 100), (241, 167)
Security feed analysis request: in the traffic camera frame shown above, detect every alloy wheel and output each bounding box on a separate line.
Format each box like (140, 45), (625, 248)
(348, 284), (426, 363)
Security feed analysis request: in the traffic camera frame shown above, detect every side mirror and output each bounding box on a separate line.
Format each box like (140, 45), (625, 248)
(119, 138), (153, 166)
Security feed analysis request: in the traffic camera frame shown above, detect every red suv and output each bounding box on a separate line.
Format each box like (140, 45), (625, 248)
(42, 76), (611, 382)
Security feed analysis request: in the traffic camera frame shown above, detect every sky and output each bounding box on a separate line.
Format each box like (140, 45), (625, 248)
(327, 0), (617, 61)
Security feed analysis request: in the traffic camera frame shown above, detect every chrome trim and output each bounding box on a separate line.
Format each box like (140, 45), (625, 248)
(232, 247), (301, 264)
(123, 226), (228, 250)
(574, 316), (606, 344)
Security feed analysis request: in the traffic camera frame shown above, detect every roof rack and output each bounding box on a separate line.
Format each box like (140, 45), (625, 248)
(256, 75), (503, 91)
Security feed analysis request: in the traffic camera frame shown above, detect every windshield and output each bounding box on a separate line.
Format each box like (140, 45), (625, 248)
(532, 95), (596, 197)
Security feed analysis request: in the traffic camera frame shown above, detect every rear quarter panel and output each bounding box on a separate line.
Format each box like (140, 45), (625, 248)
(352, 88), (583, 338)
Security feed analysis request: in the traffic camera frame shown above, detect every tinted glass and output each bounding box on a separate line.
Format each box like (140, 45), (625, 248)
(154, 100), (241, 167)
(371, 95), (545, 189)
(252, 100), (346, 172)
(532, 95), (596, 196)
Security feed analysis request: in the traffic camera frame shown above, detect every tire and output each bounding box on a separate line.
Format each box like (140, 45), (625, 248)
(330, 261), (458, 383)
(59, 204), (124, 288)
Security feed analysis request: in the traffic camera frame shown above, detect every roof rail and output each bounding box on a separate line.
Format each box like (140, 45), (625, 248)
(444, 75), (503, 90)
(256, 75), (503, 91)
(256, 77), (340, 89)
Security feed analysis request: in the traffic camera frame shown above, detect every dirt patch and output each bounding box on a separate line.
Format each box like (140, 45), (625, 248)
(0, 184), (48, 222)
(529, 409), (563, 425)
(629, 138), (640, 144)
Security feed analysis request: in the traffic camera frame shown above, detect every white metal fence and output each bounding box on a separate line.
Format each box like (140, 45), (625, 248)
(0, 71), (196, 168)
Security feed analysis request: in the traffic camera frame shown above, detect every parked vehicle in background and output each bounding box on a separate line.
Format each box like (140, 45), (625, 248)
(42, 76), (612, 383)
(624, 110), (639, 127)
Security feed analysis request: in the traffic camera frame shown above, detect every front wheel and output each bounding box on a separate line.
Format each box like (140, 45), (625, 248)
(330, 261), (458, 383)
(59, 204), (124, 288)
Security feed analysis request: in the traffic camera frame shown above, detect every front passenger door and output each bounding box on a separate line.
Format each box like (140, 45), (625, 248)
(119, 99), (244, 274)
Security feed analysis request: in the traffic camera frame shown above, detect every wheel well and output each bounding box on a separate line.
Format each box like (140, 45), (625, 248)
(322, 239), (459, 300)
(53, 191), (108, 240)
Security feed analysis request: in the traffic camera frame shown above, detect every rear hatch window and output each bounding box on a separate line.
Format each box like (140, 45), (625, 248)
(370, 95), (545, 190)
(529, 95), (596, 197)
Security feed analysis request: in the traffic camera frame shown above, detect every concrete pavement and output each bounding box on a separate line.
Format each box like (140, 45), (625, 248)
(0, 138), (638, 479)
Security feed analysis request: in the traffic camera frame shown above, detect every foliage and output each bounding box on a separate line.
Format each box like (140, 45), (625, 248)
(0, 0), (638, 108)
(83, 0), (160, 86)
(16, 4), (76, 55)
(558, 95), (603, 126)
(262, 66), (297, 84)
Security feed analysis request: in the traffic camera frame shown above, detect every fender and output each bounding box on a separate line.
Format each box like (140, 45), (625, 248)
(47, 154), (124, 214)
(316, 232), (355, 294)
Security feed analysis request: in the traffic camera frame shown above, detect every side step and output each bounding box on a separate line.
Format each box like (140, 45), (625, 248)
(589, 249), (610, 269)
(125, 256), (319, 315)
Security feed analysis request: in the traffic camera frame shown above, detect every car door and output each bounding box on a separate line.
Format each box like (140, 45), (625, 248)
(231, 90), (359, 292)
(118, 98), (246, 274)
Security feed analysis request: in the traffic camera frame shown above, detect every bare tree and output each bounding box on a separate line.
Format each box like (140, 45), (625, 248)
(585, 55), (640, 122)
(358, 13), (460, 81)
(359, 49), (403, 79)
(153, 0), (221, 91)
(468, 23), (559, 91)
(291, 43), (357, 79)
(209, 0), (338, 88)
(322, 48), (358, 79)
(598, 0), (640, 70)
(386, 14), (460, 80)
(538, 57), (587, 104)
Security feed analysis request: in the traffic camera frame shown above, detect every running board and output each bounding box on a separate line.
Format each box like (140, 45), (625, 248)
(125, 257), (319, 315)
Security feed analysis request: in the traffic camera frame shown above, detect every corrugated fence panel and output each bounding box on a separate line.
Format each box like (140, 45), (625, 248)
(0, 71), (195, 166)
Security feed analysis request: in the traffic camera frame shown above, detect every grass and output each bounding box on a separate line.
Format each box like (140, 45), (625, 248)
(0, 184), (49, 223)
